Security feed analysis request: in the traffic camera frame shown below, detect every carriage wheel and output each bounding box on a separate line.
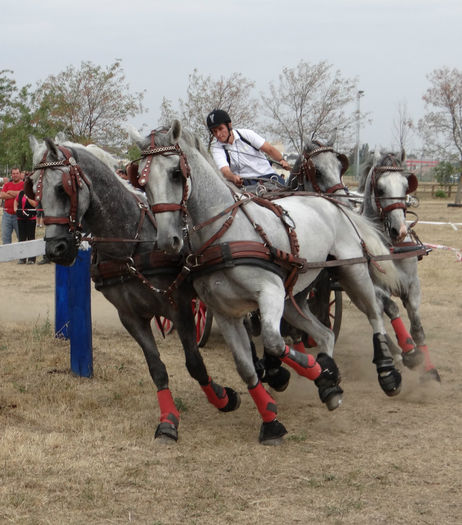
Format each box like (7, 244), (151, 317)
(192, 299), (213, 347)
(303, 276), (343, 347)
(153, 316), (174, 337)
(329, 287), (343, 341)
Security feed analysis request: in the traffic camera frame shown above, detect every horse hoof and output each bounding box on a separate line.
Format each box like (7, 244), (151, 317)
(420, 368), (441, 383)
(325, 392), (343, 411)
(314, 353), (343, 407)
(258, 419), (287, 445)
(378, 369), (402, 397)
(155, 422), (178, 442)
(267, 366), (291, 392)
(402, 348), (425, 369)
(219, 387), (241, 412)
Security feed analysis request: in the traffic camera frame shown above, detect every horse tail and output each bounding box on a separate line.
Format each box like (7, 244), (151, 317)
(343, 209), (401, 295)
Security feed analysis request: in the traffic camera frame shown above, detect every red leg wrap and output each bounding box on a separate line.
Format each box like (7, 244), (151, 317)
(292, 341), (307, 354)
(391, 317), (415, 352)
(157, 389), (180, 428)
(281, 345), (321, 380)
(306, 336), (317, 347)
(201, 377), (229, 409)
(418, 345), (436, 371)
(248, 381), (277, 423)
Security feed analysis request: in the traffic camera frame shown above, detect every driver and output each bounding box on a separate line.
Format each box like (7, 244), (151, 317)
(206, 109), (290, 187)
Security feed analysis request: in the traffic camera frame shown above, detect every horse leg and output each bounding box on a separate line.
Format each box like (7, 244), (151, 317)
(117, 313), (180, 442)
(212, 311), (287, 445)
(338, 266), (402, 397)
(378, 290), (416, 365)
(243, 311), (292, 392)
(280, 294), (343, 410)
(403, 284), (441, 382)
(173, 305), (241, 412)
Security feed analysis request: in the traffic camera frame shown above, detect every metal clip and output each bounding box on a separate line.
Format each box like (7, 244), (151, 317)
(185, 253), (203, 268)
(281, 209), (296, 229)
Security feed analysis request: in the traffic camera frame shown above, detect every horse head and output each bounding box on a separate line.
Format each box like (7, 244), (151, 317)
(29, 136), (92, 265)
(366, 152), (418, 243)
(128, 121), (191, 254)
(289, 139), (349, 197)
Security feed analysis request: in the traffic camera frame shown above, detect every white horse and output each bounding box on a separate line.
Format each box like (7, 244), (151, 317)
(129, 121), (402, 444)
(361, 152), (440, 381)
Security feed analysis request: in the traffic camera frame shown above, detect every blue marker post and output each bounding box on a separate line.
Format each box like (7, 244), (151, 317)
(55, 247), (93, 377)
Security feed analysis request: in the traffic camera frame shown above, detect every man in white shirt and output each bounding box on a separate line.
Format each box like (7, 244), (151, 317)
(206, 109), (291, 187)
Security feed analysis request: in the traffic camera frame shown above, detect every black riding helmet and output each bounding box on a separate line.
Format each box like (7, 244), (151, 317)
(206, 109), (231, 130)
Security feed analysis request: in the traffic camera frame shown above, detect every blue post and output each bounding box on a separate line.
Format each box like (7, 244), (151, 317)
(55, 264), (71, 339)
(55, 248), (93, 377)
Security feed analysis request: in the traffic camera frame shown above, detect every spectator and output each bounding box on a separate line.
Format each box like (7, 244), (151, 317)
(14, 189), (37, 264)
(0, 167), (24, 245)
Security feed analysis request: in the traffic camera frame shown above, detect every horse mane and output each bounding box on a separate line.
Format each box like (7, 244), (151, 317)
(56, 139), (148, 201)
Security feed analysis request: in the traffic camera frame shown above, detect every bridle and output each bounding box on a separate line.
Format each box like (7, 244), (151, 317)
(26, 146), (91, 240)
(127, 130), (191, 216)
(370, 159), (418, 219)
(292, 144), (349, 194)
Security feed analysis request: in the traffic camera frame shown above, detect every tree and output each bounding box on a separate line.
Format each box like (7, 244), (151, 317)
(261, 60), (359, 153)
(392, 101), (414, 153)
(0, 69), (17, 119)
(418, 67), (462, 204)
(34, 60), (145, 151)
(432, 161), (455, 184)
(159, 69), (259, 145)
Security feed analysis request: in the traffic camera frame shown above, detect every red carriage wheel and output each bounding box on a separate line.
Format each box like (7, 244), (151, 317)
(192, 298), (213, 347)
(153, 316), (174, 337)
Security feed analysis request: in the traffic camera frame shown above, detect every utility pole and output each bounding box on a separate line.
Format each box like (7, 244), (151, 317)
(355, 90), (364, 180)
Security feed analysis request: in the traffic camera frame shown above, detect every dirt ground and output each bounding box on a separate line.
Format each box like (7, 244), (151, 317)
(1, 200), (461, 524)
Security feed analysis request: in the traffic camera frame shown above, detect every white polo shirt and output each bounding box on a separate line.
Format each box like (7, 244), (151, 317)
(210, 128), (274, 179)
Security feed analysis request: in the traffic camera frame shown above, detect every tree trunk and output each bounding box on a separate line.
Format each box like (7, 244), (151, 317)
(456, 159), (462, 205)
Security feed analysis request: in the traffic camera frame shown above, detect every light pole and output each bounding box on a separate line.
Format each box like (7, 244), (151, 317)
(355, 90), (364, 180)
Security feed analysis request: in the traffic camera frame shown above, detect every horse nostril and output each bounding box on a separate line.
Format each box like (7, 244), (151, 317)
(171, 236), (183, 252)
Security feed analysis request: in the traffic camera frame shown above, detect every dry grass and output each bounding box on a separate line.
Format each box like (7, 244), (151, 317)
(1, 200), (462, 524)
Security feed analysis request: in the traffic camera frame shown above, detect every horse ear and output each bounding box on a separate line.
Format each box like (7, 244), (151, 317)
(29, 136), (40, 154)
(337, 153), (349, 175)
(44, 138), (59, 161)
(169, 120), (182, 144)
(406, 173), (418, 194)
(401, 149), (406, 163)
(327, 128), (337, 147)
(127, 125), (144, 148)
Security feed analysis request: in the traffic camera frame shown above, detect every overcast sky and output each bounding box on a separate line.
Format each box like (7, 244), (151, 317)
(2, 0), (460, 153)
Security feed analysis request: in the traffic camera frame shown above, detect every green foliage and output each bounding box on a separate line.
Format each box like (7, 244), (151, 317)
(432, 161), (456, 184)
(33, 60), (144, 150)
(0, 61), (144, 171)
(434, 189), (448, 198)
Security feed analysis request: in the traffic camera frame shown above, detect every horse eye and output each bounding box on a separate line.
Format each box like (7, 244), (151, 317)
(171, 166), (182, 180)
(376, 187), (384, 197)
(54, 184), (67, 198)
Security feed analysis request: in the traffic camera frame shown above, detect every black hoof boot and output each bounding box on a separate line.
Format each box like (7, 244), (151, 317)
(378, 369), (402, 396)
(314, 353), (343, 411)
(402, 347), (425, 369)
(155, 422), (178, 442)
(373, 333), (402, 396)
(267, 366), (291, 392)
(219, 387), (242, 412)
(420, 368), (441, 383)
(258, 419), (287, 445)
